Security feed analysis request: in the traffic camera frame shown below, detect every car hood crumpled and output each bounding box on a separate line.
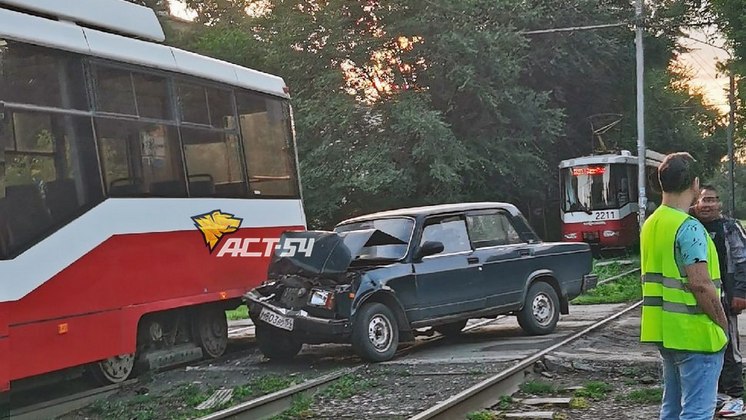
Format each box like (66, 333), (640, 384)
(267, 229), (405, 285)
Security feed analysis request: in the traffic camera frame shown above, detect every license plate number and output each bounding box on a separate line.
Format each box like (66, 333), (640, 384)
(259, 308), (294, 331)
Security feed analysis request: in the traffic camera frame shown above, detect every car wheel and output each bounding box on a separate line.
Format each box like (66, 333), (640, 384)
(256, 324), (302, 361)
(351, 303), (399, 362)
(434, 320), (468, 337)
(517, 281), (560, 335)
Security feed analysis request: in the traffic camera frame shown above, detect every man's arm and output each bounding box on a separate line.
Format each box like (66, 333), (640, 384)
(677, 219), (727, 330)
(685, 262), (728, 330)
(727, 220), (746, 310)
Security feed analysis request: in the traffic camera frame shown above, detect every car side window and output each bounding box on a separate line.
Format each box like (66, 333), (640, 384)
(466, 213), (524, 247)
(420, 217), (471, 254)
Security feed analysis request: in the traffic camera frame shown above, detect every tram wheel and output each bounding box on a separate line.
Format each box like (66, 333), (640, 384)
(86, 353), (136, 385)
(192, 306), (228, 359)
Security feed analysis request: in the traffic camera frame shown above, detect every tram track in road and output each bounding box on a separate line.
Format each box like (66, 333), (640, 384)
(193, 317), (508, 420)
(14, 267), (641, 420)
(190, 301), (643, 420)
(190, 268), (644, 420)
(408, 300), (643, 420)
(7, 380), (138, 420)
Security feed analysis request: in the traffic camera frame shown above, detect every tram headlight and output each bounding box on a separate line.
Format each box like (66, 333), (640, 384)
(563, 232), (578, 240)
(602, 230), (619, 238)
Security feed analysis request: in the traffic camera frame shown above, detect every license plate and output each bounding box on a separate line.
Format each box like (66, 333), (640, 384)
(259, 308), (294, 331)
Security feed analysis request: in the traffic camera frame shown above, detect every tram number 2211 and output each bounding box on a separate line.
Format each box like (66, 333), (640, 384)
(595, 211), (615, 220)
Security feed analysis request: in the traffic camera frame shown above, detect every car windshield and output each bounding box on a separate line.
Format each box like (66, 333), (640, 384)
(335, 217), (414, 261)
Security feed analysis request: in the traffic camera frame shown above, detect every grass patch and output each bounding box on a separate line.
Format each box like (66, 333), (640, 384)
(253, 375), (294, 394)
(88, 383), (213, 420)
(569, 397), (590, 409)
(617, 387), (663, 404)
(270, 395), (313, 420)
(229, 375), (296, 403)
(572, 273), (641, 304)
(572, 260), (641, 305)
(574, 381), (612, 400)
(226, 305), (249, 321)
(497, 395), (513, 410)
(520, 380), (556, 395)
(467, 411), (499, 420)
(592, 261), (633, 278)
(321, 374), (374, 399)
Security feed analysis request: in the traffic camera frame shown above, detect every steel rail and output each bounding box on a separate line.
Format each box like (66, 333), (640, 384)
(408, 300), (643, 420)
(195, 316), (506, 420)
(8, 379), (137, 420)
(12, 270), (634, 420)
(196, 367), (360, 420)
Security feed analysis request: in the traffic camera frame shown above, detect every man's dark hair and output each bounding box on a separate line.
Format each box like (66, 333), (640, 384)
(658, 152), (697, 193)
(700, 184), (718, 194)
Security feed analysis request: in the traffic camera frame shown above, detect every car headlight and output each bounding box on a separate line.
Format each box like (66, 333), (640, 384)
(564, 232), (578, 240)
(602, 230), (619, 238)
(308, 289), (335, 309)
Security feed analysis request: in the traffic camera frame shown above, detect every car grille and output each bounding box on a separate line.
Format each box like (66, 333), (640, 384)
(280, 287), (309, 309)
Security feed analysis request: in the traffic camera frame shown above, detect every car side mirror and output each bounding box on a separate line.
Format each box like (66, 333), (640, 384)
(415, 241), (444, 261)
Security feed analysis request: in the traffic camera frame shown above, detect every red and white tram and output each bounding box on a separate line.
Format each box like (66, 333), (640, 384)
(0, 0), (305, 392)
(559, 150), (664, 250)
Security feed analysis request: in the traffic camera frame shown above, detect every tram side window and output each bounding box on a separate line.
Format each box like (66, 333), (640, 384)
(236, 92), (299, 197)
(93, 65), (172, 121)
(133, 72), (171, 120)
(96, 119), (186, 197)
(93, 65), (136, 115)
(177, 82), (235, 129)
(180, 127), (247, 197)
(0, 111), (103, 260)
(0, 39), (88, 110)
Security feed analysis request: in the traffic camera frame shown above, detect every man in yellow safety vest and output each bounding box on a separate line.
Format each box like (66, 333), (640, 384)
(640, 152), (728, 419)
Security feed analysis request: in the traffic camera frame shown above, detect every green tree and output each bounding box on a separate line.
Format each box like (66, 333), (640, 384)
(156, 0), (725, 233)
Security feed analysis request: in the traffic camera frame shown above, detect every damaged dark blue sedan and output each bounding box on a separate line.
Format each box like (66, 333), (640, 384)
(245, 202), (596, 362)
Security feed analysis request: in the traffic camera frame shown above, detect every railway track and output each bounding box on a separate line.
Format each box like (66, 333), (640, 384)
(10, 316), (504, 420)
(7, 380), (138, 420)
(14, 265), (640, 420)
(192, 270), (642, 420)
(192, 300), (641, 420)
(408, 300), (643, 420)
(193, 316), (506, 420)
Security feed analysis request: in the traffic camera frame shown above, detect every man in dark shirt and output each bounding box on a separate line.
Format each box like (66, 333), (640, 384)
(693, 185), (746, 417)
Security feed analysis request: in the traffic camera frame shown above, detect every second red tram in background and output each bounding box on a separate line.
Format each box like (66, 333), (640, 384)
(559, 150), (665, 251)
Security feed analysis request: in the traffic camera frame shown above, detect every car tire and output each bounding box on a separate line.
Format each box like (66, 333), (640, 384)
(256, 324), (302, 361)
(434, 320), (468, 337)
(351, 303), (399, 362)
(517, 281), (560, 335)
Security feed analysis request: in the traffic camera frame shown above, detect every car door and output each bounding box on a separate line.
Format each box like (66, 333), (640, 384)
(412, 215), (485, 320)
(466, 210), (534, 310)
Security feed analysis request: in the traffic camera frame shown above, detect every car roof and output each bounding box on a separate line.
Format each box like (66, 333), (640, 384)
(337, 202), (518, 225)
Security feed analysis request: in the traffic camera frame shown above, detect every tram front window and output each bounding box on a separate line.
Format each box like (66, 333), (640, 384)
(561, 164), (629, 212)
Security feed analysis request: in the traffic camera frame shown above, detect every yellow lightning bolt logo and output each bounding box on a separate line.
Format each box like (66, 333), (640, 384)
(192, 210), (243, 253)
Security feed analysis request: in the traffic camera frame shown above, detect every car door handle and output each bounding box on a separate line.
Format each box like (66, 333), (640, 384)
(467, 256), (480, 264)
(518, 249), (531, 256)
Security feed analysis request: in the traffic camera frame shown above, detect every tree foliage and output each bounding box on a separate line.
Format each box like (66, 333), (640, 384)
(141, 0), (726, 234)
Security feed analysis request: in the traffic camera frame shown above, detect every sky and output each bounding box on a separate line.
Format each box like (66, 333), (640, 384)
(167, 1), (731, 115)
(678, 28), (732, 114)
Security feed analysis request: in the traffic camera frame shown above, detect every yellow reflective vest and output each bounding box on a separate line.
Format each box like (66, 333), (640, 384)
(640, 205), (727, 353)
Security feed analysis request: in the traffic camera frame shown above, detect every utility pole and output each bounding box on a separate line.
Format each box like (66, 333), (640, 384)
(729, 68), (736, 216)
(635, 0), (646, 228)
